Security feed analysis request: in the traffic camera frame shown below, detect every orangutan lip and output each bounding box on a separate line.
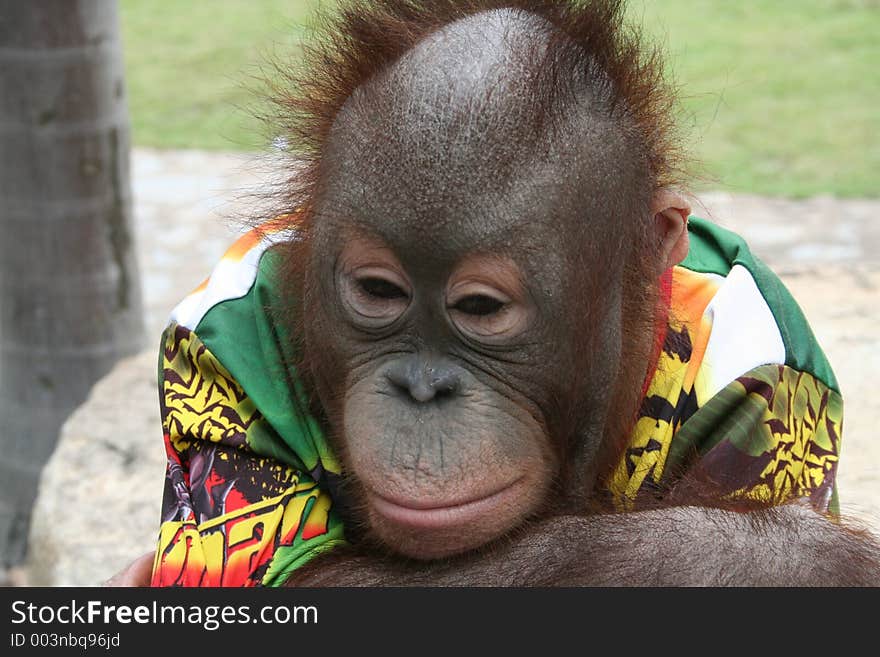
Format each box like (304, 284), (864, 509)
(367, 478), (523, 529)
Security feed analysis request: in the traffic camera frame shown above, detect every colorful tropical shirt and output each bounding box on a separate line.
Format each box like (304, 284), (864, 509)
(151, 217), (842, 587)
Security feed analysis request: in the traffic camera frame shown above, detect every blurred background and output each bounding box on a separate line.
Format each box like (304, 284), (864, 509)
(1, 0), (878, 585)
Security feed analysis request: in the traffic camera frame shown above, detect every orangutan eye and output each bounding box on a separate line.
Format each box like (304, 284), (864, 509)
(453, 295), (505, 316)
(340, 269), (411, 328)
(359, 277), (408, 300)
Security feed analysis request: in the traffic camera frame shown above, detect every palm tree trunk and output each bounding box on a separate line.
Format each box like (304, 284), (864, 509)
(0, 0), (144, 566)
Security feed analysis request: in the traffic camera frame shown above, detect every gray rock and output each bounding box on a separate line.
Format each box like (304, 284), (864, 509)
(25, 349), (165, 586)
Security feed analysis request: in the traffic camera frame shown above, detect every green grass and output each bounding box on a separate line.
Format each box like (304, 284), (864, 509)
(120, 0), (315, 150)
(120, 0), (880, 198)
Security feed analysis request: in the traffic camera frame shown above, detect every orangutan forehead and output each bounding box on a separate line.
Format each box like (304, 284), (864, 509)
(378, 9), (563, 134)
(334, 9), (614, 164)
(316, 9), (648, 264)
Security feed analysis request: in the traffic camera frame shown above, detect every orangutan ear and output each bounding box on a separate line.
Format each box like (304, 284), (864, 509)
(652, 188), (691, 271)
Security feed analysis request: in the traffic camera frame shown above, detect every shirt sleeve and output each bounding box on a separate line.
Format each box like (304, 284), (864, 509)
(607, 256), (843, 514)
(151, 323), (346, 587)
(664, 363), (843, 513)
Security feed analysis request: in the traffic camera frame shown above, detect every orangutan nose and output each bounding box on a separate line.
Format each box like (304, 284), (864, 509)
(386, 355), (461, 403)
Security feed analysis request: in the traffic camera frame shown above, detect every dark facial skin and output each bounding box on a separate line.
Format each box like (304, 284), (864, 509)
(302, 10), (658, 558)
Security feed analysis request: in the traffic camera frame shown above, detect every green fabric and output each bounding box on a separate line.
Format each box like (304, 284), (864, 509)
(665, 372), (775, 467)
(192, 246), (340, 476)
(263, 513), (348, 587)
(683, 217), (839, 392)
